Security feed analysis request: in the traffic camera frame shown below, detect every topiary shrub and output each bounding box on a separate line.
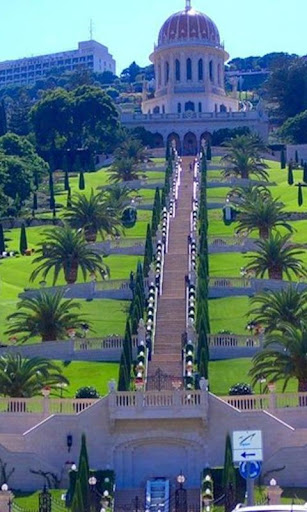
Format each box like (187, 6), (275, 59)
(121, 206), (137, 228)
(75, 386), (100, 399)
(229, 383), (253, 396)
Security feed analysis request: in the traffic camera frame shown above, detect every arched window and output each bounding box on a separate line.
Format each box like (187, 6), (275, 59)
(209, 60), (214, 82)
(187, 58), (192, 80)
(198, 102), (202, 113)
(177, 103), (182, 114)
(153, 106), (160, 114)
(175, 59), (181, 81)
(218, 63), (221, 85)
(185, 101), (195, 112)
(165, 62), (170, 85)
(198, 59), (204, 81)
(220, 104), (227, 112)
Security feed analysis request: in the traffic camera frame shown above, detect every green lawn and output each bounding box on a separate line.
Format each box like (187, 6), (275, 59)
(54, 361), (119, 398)
(209, 358), (297, 395)
(209, 297), (250, 334)
(14, 490), (66, 509)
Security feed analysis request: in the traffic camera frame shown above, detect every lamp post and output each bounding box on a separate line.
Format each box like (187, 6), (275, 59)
(88, 477), (111, 512)
(39, 486), (51, 512)
(0, 484), (13, 512)
(175, 472), (187, 512)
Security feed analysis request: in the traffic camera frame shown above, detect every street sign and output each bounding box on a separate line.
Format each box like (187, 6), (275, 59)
(233, 430), (263, 462)
(239, 461), (262, 480)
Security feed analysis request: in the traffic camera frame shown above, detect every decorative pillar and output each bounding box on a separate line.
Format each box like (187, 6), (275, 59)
(266, 479), (283, 505)
(0, 485), (14, 512)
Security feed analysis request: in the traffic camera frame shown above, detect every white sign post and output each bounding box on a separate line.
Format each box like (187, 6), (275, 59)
(233, 430), (263, 506)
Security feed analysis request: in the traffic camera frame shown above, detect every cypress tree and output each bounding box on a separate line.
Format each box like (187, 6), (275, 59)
(67, 468), (78, 507)
(64, 170), (70, 191)
(89, 152), (96, 172)
(166, 143), (170, 161)
(130, 301), (140, 335)
(33, 192), (38, 211)
(298, 183), (303, 207)
(123, 318), (133, 369)
(295, 150), (299, 165)
(223, 434), (237, 512)
(161, 187), (166, 209)
(50, 185), (55, 210)
(206, 139), (212, 161)
(67, 187), (72, 208)
(19, 223), (28, 255)
(78, 457), (89, 512)
(71, 479), (84, 512)
(0, 224), (5, 254)
(78, 433), (90, 475)
(303, 163), (307, 184)
(79, 171), (85, 190)
(136, 262), (145, 301)
(201, 155), (207, 173)
(288, 163), (294, 186)
(144, 224), (153, 277)
(118, 351), (130, 391)
(280, 148), (286, 169)
(198, 347), (209, 379)
(0, 100), (7, 136)
(153, 187), (161, 225)
(74, 154), (82, 172)
(34, 171), (39, 190)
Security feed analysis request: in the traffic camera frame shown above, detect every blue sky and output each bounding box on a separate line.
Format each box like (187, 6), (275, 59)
(1, 0), (306, 74)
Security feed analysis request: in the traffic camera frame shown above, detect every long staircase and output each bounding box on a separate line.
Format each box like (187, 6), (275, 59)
(147, 158), (194, 389)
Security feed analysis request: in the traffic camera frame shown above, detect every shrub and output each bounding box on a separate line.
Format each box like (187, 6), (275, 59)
(229, 383), (253, 395)
(75, 386), (100, 399)
(121, 206), (137, 228)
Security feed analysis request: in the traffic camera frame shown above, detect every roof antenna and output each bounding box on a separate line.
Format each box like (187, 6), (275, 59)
(89, 19), (94, 40)
(186, 0), (192, 10)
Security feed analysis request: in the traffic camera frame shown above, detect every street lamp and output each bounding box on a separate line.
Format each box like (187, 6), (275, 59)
(175, 472), (187, 512)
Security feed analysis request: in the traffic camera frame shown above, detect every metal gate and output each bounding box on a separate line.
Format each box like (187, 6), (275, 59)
(146, 368), (184, 391)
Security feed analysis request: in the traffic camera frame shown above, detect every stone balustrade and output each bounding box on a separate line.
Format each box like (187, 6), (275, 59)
(208, 334), (261, 348)
(74, 336), (138, 351)
(219, 392), (307, 411)
(0, 397), (98, 415)
(209, 277), (252, 288)
(109, 390), (208, 421)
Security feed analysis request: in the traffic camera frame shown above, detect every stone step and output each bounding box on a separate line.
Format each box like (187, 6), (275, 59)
(151, 353), (182, 363)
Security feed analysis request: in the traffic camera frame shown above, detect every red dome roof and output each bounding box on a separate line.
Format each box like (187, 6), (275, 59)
(158, 8), (220, 48)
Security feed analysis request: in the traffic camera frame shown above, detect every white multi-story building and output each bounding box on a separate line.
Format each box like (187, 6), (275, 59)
(0, 40), (116, 87)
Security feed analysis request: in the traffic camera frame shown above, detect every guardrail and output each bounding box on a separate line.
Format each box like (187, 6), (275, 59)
(208, 236), (246, 247)
(94, 279), (131, 291)
(209, 277), (252, 288)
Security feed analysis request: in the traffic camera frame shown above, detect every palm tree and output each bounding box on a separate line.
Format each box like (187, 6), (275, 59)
(245, 233), (306, 281)
(0, 353), (69, 397)
(236, 196), (293, 239)
(115, 137), (146, 163)
(249, 323), (307, 392)
(63, 189), (121, 242)
(109, 158), (140, 183)
(30, 225), (108, 285)
(222, 135), (269, 181)
(105, 184), (132, 214)
(229, 185), (271, 207)
(249, 287), (307, 333)
(5, 291), (89, 342)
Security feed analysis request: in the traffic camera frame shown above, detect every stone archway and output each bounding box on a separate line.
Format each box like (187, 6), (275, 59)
(200, 132), (212, 151)
(167, 132), (181, 155)
(183, 132), (197, 156)
(152, 132), (164, 148)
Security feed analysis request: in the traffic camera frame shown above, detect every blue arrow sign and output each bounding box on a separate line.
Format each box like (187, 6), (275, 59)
(241, 452), (256, 459)
(239, 461), (262, 480)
